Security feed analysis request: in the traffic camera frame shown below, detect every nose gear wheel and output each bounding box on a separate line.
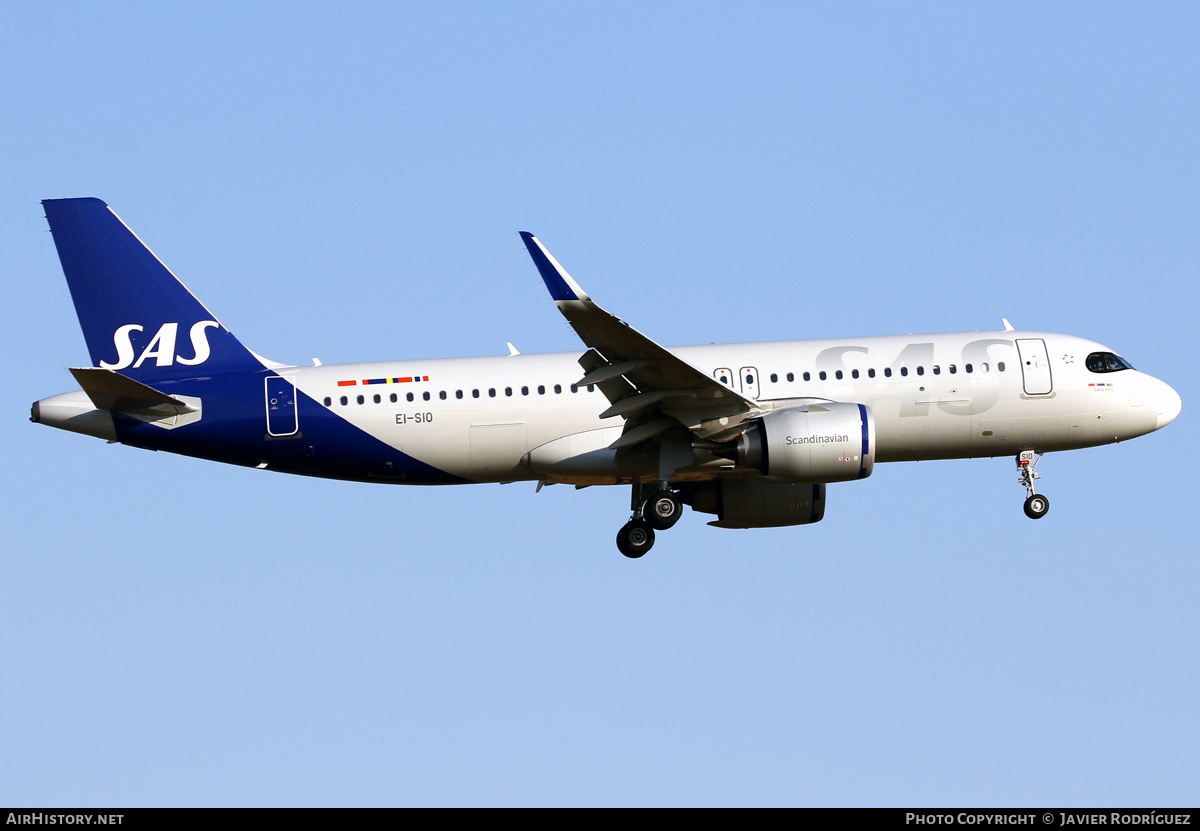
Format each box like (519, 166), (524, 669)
(1024, 493), (1050, 519)
(1016, 451), (1049, 520)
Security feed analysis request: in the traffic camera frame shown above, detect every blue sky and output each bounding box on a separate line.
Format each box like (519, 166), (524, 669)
(2, 2), (1197, 806)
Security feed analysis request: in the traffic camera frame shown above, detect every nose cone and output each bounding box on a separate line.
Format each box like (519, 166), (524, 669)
(1155, 378), (1182, 429)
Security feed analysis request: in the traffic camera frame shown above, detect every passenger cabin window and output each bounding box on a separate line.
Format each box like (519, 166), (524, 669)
(868, 368), (876, 378)
(340, 396), (348, 406)
(900, 367), (908, 377)
(373, 393), (381, 403)
(998, 362), (1006, 372)
(489, 388), (496, 397)
(538, 385), (545, 395)
(819, 371), (827, 381)
(949, 364), (957, 374)
(423, 391), (431, 401)
(357, 394), (365, 404)
(521, 386), (529, 396)
(456, 390), (463, 399)
(770, 373), (778, 383)
(439, 391), (447, 400)
(323, 396), (331, 406)
(786, 372), (794, 382)
(390, 393), (397, 402)
(851, 369), (859, 379)
(803, 372), (811, 382)
(554, 384), (562, 393)
(1086, 352), (1134, 373)
(407, 392), (415, 402)
(473, 389), (480, 398)
(932, 365), (940, 375)
(505, 387), (512, 397)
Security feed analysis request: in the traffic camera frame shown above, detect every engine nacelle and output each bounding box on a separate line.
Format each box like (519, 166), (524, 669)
(737, 403), (875, 483)
(683, 479), (826, 528)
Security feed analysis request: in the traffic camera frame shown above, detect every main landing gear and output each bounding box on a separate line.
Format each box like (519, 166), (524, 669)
(616, 482), (685, 558)
(616, 518), (655, 558)
(1017, 450), (1050, 519)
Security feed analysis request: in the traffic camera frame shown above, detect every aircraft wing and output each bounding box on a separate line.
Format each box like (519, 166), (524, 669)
(520, 232), (761, 442)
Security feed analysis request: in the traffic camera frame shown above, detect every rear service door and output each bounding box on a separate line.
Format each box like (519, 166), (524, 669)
(265, 375), (299, 436)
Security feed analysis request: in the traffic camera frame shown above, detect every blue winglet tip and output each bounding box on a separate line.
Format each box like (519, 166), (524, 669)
(519, 231), (577, 302)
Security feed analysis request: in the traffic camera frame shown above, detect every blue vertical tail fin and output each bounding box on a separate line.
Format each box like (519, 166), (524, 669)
(42, 197), (264, 382)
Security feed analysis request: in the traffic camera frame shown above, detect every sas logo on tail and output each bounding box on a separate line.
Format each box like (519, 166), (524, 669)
(100, 321), (220, 369)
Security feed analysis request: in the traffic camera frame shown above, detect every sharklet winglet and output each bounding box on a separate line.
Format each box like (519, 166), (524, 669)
(519, 232), (589, 302)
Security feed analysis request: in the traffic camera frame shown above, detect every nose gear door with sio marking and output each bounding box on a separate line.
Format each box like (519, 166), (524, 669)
(265, 376), (299, 436)
(1016, 338), (1053, 395)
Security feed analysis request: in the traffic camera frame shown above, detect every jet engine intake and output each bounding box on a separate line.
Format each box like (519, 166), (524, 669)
(737, 403), (875, 483)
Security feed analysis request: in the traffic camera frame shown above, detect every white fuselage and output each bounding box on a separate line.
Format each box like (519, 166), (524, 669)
(282, 330), (1178, 484)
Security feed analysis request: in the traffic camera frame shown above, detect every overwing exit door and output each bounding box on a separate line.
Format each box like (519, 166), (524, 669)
(740, 366), (760, 399)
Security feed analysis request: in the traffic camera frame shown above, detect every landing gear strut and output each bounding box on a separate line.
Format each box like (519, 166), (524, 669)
(1017, 450), (1049, 519)
(616, 481), (684, 557)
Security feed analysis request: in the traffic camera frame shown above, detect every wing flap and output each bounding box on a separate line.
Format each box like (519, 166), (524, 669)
(598, 389), (688, 420)
(578, 359), (655, 387)
(608, 417), (678, 449)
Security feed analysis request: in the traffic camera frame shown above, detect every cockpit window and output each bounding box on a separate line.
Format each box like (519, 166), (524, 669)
(1086, 352), (1135, 373)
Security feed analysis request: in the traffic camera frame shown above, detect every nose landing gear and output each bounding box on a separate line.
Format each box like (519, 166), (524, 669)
(1017, 450), (1049, 519)
(1024, 493), (1050, 519)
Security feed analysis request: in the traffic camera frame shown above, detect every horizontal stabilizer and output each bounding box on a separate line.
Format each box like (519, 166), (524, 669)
(70, 367), (198, 417)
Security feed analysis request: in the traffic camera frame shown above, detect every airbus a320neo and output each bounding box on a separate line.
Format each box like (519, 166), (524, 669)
(32, 199), (1181, 556)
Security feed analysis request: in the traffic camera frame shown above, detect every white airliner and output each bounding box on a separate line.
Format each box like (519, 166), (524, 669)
(32, 198), (1182, 557)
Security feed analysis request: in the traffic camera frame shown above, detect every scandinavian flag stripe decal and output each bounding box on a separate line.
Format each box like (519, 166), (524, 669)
(338, 376), (429, 387)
